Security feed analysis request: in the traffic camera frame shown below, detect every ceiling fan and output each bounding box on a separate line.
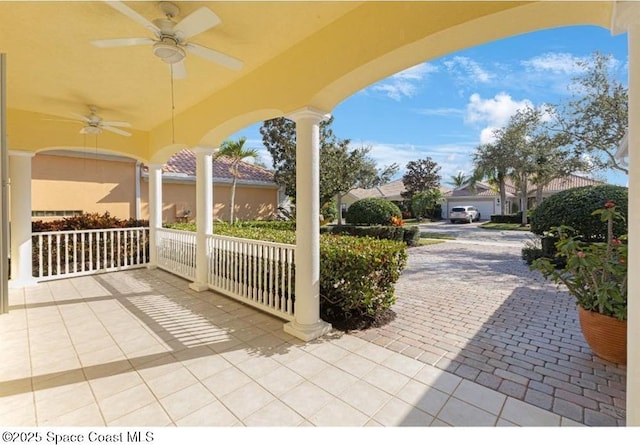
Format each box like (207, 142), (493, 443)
(91, 1), (244, 79)
(47, 106), (132, 137)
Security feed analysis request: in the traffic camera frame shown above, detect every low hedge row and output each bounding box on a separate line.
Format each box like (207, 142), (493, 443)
(33, 212), (148, 232)
(320, 225), (420, 246)
(490, 212), (524, 224)
(168, 223), (407, 320)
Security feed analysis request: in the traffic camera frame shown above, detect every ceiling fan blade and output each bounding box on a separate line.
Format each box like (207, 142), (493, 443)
(69, 112), (91, 123)
(91, 37), (155, 48)
(171, 61), (187, 80)
(80, 127), (101, 135)
(174, 7), (221, 40)
(104, 0), (160, 34)
(185, 43), (243, 71)
(43, 118), (81, 124)
(100, 120), (132, 128)
(102, 126), (132, 137)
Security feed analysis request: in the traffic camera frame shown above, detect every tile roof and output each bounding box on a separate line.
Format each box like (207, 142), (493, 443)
(147, 149), (275, 184)
(349, 179), (451, 201)
(444, 174), (604, 198)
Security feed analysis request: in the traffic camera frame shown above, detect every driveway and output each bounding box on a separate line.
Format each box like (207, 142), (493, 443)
(419, 221), (534, 246)
(350, 239), (626, 426)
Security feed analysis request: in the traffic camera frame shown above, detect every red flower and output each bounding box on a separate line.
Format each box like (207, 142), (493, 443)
(576, 251), (585, 258)
(604, 201), (616, 209)
(611, 238), (622, 245)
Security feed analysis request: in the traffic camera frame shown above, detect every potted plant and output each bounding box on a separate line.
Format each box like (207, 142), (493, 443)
(531, 201), (627, 364)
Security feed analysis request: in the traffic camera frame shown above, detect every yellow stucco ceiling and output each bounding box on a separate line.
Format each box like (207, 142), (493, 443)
(0, 1), (615, 162)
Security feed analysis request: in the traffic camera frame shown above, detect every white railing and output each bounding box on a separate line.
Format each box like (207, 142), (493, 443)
(33, 227), (149, 281)
(208, 234), (295, 321)
(156, 228), (197, 281)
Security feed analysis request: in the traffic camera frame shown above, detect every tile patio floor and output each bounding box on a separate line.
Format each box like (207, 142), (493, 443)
(0, 268), (594, 427)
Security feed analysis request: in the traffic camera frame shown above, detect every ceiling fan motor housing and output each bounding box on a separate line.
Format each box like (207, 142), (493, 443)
(153, 36), (185, 64)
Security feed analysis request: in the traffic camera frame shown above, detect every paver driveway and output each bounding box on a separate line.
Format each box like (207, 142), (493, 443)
(350, 239), (627, 426)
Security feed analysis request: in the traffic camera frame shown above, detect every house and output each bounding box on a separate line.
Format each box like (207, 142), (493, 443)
(344, 179), (451, 215)
(31, 149), (281, 223)
(442, 174), (604, 220)
(345, 174), (604, 221)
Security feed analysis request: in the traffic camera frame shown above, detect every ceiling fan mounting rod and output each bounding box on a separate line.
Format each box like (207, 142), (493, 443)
(159, 2), (179, 19)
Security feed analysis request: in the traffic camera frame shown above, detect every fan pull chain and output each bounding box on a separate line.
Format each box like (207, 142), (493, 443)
(170, 65), (176, 144)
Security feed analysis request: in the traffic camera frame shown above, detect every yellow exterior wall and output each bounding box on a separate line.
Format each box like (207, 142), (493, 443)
(139, 181), (279, 223)
(31, 153), (279, 223)
(32, 153), (137, 220)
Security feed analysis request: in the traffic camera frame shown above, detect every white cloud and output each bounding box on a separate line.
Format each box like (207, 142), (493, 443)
(521, 52), (587, 75)
(370, 62), (438, 101)
(349, 140), (477, 183)
(464, 92), (535, 144)
(465, 92), (534, 128)
(372, 81), (418, 101)
(443, 56), (493, 83)
(416, 107), (464, 118)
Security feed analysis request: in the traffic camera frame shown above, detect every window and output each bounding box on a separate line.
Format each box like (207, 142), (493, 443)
(32, 210), (82, 218)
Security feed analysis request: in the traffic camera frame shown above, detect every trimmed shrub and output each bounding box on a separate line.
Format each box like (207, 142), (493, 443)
(403, 226), (420, 247)
(235, 220), (296, 231)
(32, 211), (148, 232)
(168, 223), (408, 321)
(530, 185), (628, 241)
(320, 224), (420, 246)
(345, 198), (402, 226)
(490, 212), (524, 224)
(320, 235), (407, 319)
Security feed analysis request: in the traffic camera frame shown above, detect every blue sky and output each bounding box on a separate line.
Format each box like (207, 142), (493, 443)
(232, 25), (629, 188)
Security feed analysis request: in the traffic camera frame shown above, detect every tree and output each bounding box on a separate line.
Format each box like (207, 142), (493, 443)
(322, 144), (398, 225)
(260, 116), (350, 204)
(448, 172), (468, 189)
(260, 117), (398, 223)
(555, 52), (628, 174)
(411, 189), (443, 221)
(401, 157), (441, 200)
(215, 136), (259, 225)
(472, 139), (514, 215)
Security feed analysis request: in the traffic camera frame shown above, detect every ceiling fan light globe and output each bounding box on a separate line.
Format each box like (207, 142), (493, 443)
(161, 49), (186, 64)
(153, 40), (185, 63)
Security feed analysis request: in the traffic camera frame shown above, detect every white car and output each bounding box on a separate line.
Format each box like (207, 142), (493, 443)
(450, 206), (481, 223)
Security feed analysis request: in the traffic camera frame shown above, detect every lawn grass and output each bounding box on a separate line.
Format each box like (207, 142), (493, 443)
(479, 222), (532, 231)
(418, 239), (446, 246)
(420, 232), (456, 240)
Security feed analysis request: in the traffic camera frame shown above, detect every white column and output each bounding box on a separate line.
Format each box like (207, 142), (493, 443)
(8, 151), (36, 288)
(612, 2), (640, 425)
(147, 163), (163, 269)
(626, 22), (640, 428)
(189, 147), (214, 292)
(284, 107), (332, 341)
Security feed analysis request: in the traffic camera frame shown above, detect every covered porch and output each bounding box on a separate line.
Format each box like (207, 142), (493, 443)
(1, 268), (588, 426)
(1, 1), (640, 426)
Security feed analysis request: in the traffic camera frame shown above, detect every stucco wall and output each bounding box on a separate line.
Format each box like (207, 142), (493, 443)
(139, 181), (279, 223)
(31, 153), (278, 223)
(32, 153), (137, 220)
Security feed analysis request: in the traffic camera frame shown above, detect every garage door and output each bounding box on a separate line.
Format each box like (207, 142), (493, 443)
(472, 200), (495, 220)
(447, 200), (495, 221)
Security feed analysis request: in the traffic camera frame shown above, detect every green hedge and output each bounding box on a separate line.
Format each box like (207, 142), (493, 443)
(320, 225), (420, 246)
(490, 212), (524, 224)
(33, 211), (148, 232)
(345, 198), (402, 225)
(530, 185), (628, 241)
(167, 223), (407, 320)
(320, 235), (407, 318)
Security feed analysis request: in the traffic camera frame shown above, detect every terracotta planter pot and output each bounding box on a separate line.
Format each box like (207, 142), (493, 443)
(578, 306), (627, 365)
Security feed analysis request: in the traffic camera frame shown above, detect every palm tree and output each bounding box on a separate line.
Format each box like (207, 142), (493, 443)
(215, 137), (260, 225)
(448, 172), (468, 189)
(472, 138), (515, 215)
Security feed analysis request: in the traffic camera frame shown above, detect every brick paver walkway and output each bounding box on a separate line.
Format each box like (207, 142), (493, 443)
(351, 241), (627, 426)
